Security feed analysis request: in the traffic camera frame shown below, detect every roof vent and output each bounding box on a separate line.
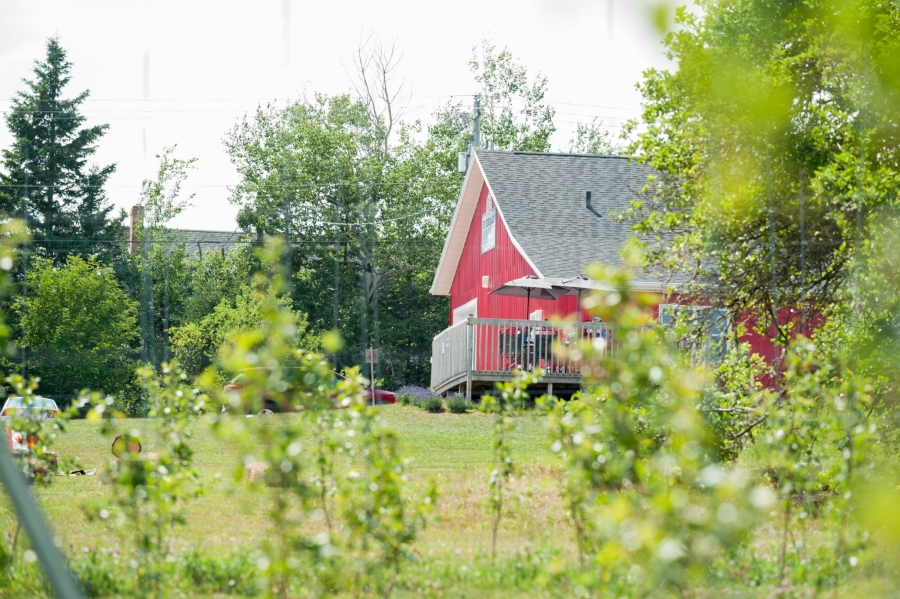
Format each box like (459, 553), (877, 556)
(586, 191), (601, 218)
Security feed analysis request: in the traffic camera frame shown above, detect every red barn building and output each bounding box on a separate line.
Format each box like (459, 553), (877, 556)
(429, 149), (779, 397)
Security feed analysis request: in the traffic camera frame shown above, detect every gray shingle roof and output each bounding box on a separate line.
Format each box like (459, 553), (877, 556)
(172, 229), (244, 259)
(123, 226), (247, 259)
(475, 149), (676, 285)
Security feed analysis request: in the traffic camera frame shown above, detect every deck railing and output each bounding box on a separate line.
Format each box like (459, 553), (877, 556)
(430, 320), (471, 393)
(430, 317), (616, 395)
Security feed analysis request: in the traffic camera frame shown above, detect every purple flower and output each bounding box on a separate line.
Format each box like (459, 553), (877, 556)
(396, 385), (439, 402)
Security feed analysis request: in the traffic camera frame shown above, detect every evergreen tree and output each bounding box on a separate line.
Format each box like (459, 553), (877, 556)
(0, 37), (123, 262)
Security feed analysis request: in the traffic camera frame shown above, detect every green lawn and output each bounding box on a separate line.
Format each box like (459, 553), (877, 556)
(1, 406), (890, 598)
(3, 406), (568, 560)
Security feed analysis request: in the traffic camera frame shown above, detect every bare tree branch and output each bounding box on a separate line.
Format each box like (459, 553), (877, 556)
(350, 33), (410, 161)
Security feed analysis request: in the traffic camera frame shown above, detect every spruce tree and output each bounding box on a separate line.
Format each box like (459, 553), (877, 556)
(0, 37), (123, 262)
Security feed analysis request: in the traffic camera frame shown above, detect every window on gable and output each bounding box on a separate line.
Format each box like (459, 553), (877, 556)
(481, 195), (496, 253)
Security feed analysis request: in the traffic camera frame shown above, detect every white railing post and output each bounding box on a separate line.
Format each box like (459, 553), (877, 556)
(465, 317), (473, 401)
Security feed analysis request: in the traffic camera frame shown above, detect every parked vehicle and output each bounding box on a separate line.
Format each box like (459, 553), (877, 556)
(333, 372), (397, 405)
(222, 368), (396, 414)
(1, 396), (59, 453)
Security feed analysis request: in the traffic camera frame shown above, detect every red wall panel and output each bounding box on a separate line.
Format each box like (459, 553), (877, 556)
(449, 182), (583, 322)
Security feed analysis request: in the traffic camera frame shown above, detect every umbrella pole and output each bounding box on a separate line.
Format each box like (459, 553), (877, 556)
(526, 289), (532, 320)
(576, 289), (583, 323)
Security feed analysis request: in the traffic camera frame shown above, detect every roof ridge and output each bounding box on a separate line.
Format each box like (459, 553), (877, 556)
(474, 148), (630, 159)
(174, 228), (244, 234)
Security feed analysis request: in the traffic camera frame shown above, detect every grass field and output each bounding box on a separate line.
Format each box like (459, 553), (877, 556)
(22, 406), (563, 553)
(1, 405), (893, 598)
(0, 406), (578, 597)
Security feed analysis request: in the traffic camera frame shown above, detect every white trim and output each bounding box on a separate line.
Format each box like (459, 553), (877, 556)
(544, 277), (669, 293)
(430, 160), (484, 296)
(631, 280), (668, 292)
(452, 298), (478, 325)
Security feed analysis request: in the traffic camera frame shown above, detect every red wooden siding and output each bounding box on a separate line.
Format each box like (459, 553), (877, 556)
(449, 182), (580, 322)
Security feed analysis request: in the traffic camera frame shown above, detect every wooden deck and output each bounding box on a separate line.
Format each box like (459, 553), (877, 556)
(430, 317), (616, 398)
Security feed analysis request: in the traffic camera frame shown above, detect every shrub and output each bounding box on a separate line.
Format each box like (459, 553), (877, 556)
(181, 549), (258, 596)
(69, 548), (130, 598)
(396, 385), (438, 406)
(421, 396), (445, 413)
(446, 393), (470, 414)
(13, 255), (140, 398)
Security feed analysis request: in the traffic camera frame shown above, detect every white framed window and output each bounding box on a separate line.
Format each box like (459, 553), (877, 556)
(453, 298), (478, 325)
(481, 195), (496, 253)
(659, 304), (730, 360)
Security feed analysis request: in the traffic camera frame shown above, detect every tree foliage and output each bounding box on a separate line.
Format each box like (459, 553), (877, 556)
(116, 146), (198, 366)
(138, 146), (197, 235)
(12, 254), (138, 398)
(470, 39), (556, 152)
(0, 37), (123, 263)
(224, 51), (453, 386)
(222, 39), (566, 387)
(567, 118), (624, 156)
(170, 284), (314, 378)
(628, 0), (900, 343)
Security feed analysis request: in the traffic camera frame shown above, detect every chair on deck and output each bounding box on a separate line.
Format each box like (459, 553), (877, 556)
(499, 328), (528, 370)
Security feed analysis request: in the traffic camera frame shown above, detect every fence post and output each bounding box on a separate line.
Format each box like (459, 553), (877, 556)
(465, 317), (473, 402)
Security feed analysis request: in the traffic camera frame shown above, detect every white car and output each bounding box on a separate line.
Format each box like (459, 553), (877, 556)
(1, 396), (59, 453)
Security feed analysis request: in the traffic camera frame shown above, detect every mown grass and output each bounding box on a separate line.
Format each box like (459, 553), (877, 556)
(2, 406), (893, 598)
(1, 406), (567, 560)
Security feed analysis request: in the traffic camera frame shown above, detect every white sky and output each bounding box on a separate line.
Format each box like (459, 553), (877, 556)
(0, 0), (671, 231)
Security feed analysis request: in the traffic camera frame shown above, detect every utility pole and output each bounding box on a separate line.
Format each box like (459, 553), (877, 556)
(136, 193), (155, 369)
(21, 147), (28, 378)
(472, 94), (481, 150)
(332, 192), (341, 369)
(458, 95), (483, 174)
(283, 175), (294, 299)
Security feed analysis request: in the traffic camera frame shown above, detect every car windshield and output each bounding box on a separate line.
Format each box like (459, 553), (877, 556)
(2, 396), (58, 414)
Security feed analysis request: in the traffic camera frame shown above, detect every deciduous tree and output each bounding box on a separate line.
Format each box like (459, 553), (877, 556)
(628, 0), (900, 344)
(12, 255), (139, 398)
(470, 39), (556, 152)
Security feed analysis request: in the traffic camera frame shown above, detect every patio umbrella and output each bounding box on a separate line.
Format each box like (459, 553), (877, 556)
(490, 275), (564, 319)
(553, 275), (615, 322)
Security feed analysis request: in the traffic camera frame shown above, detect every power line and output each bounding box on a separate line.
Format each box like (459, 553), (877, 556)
(0, 95), (643, 113)
(30, 238), (446, 245)
(0, 112), (632, 126)
(2, 107), (635, 118)
(0, 182), (405, 189)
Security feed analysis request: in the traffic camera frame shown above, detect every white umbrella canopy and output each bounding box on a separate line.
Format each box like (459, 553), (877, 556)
(490, 274), (564, 319)
(552, 275), (615, 322)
